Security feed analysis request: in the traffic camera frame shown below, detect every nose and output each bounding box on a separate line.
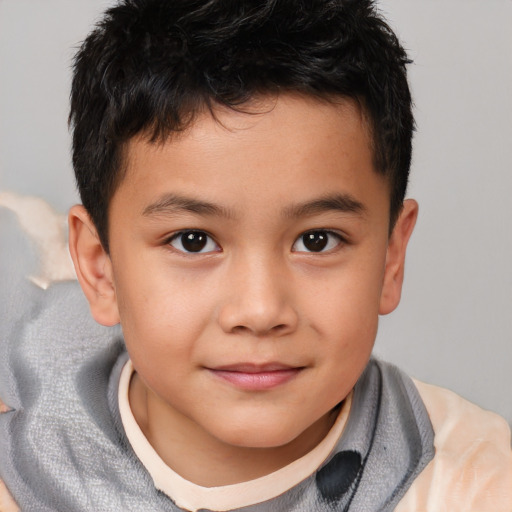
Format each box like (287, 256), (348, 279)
(217, 255), (299, 337)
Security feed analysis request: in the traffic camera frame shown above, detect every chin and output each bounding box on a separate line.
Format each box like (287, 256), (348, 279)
(211, 417), (307, 450)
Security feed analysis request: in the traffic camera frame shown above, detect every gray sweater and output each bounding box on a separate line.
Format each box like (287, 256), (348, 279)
(0, 275), (434, 511)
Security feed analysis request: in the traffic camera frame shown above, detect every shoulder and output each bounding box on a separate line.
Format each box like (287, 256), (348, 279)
(395, 380), (512, 512)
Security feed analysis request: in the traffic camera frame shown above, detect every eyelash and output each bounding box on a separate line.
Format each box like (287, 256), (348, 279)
(291, 230), (346, 254)
(166, 230), (220, 254)
(164, 229), (346, 254)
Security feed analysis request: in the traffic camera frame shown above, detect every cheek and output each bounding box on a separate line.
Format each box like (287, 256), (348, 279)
(113, 262), (215, 365)
(299, 252), (385, 372)
(304, 260), (384, 332)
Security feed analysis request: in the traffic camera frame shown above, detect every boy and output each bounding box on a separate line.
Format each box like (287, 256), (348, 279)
(0, 0), (511, 510)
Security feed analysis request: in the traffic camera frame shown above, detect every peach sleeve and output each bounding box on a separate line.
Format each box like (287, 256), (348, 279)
(395, 380), (512, 512)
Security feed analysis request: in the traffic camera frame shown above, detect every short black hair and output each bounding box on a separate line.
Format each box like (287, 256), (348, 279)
(70, 0), (413, 252)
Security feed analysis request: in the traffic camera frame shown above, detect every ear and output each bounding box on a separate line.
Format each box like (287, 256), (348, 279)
(379, 199), (418, 315)
(68, 205), (120, 326)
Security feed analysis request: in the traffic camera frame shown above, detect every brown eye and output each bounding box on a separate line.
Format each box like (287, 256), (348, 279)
(303, 232), (328, 252)
(169, 231), (219, 253)
(292, 230), (343, 253)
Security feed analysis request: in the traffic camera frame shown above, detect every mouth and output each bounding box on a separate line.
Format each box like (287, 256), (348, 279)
(206, 363), (304, 391)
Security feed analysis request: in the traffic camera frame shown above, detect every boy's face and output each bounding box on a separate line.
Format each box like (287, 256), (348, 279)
(71, 94), (416, 455)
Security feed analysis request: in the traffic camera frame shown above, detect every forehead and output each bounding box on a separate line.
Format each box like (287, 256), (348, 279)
(114, 94), (387, 218)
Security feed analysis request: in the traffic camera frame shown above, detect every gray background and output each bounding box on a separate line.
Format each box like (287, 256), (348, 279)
(1, 0), (511, 423)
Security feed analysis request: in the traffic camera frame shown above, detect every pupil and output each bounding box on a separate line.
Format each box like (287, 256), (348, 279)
(182, 231), (207, 252)
(303, 231), (328, 252)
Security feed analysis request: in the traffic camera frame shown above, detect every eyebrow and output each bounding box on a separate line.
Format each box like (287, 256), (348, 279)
(283, 193), (367, 219)
(142, 192), (366, 220)
(142, 193), (236, 219)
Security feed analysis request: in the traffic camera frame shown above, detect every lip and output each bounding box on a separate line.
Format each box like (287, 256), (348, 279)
(207, 363), (304, 391)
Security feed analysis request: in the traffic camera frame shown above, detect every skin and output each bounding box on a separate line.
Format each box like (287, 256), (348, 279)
(69, 94), (418, 487)
(0, 479), (18, 512)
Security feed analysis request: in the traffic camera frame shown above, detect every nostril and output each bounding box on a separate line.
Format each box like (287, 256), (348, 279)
(231, 325), (251, 335)
(229, 323), (289, 336)
(217, 299), (299, 336)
